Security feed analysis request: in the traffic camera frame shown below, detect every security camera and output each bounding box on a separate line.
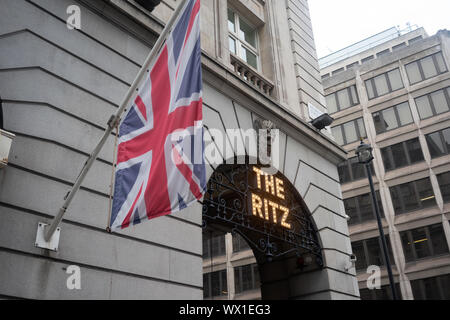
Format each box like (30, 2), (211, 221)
(343, 213), (351, 221)
(345, 254), (357, 272)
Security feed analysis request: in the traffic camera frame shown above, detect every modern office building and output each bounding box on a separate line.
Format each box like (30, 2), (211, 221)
(321, 26), (450, 300)
(0, 0), (359, 300)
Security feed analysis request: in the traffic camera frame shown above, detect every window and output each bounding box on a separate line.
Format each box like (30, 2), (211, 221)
(325, 85), (359, 114)
(400, 224), (449, 263)
(405, 52), (447, 85)
(365, 69), (404, 99)
(437, 172), (450, 203)
(392, 42), (407, 51)
(203, 234), (226, 259)
(351, 236), (395, 271)
(344, 191), (384, 226)
(415, 87), (450, 120)
(426, 127), (450, 158)
(372, 102), (413, 134)
(362, 55), (375, 63)
(203, 270), (228, 298)
(377, 49), (390, 57)
(338, 157), (375, 184)
(331, 118), (367, 146)
(234, 264), (260, 294)
(380, 138), (424, 171)
(411, 274), (450, 300)
(389, 178), (436, 215)
(228, 8), (259, 70)
(232, 234), (250, 253)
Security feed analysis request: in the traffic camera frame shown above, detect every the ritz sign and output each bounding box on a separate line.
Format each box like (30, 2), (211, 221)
(250, 167), (291, 229)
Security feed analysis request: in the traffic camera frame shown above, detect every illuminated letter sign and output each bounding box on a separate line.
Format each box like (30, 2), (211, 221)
(251, 166), (291, 229)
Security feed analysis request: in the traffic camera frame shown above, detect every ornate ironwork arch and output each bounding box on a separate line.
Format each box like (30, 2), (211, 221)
(202, 160), (323, 266)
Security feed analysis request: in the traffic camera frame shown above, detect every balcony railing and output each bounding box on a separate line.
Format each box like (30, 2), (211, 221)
(230, 54), (275, 97)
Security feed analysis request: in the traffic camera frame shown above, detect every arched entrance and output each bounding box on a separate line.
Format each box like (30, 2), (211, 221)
(202, 160), (324, 299)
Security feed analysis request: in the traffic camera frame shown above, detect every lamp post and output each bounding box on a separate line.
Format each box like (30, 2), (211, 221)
(355, 140), (398, 300)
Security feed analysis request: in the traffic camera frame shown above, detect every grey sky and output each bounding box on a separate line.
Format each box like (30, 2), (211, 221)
(308, 0), (450, 58)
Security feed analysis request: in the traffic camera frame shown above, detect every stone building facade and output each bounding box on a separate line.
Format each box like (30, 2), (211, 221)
(0, 0), (358, 299)
(321, 28), (450, 300)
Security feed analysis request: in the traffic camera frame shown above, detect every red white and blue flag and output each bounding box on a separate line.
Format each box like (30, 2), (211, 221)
(110, 0), (205, 230)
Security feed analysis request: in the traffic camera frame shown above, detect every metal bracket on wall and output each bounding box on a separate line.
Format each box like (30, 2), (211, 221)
(35, 222), (61, 252)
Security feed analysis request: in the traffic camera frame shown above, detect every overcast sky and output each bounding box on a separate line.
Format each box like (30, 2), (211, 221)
(308, 0), (450, 58)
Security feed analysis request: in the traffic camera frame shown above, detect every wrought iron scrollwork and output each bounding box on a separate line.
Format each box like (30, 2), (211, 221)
(202, 162), (323, 266)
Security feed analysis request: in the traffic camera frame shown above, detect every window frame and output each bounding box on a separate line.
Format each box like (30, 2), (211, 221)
(326, 85), (360, 114)
(234, 263), (260, 295)
(389, 178), (436, 216)
(405, 52), (448, 85)
(414, 87), (450, 120)
(400, 223), (449, 263)
(425, 127), (450, 159)
(365, 68), (404, 100)
(331, 117), (367, 146)
(437, 171), (450, 203)
(227, 7), (260, 71)
(352, 236), (394, 271)
(380, 138), (424, 171)
(372, 102), (414, 134)
(345, 190), (384, 226)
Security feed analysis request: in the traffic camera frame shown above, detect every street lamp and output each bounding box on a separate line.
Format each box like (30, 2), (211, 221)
(355, 140), (398, 300)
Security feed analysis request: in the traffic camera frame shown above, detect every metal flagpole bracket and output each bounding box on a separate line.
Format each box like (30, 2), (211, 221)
(35, 222), (61, 252)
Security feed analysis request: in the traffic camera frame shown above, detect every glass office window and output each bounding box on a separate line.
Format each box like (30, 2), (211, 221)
(351, 236), (394, 271)
(400, 224), (449, 262)
(415, 87), (450, 120)
(365, 68), (404, 99)
(389, 178), (436, 215)
(344, 191), (383, 225)
(372, 102), (414, 134)
(234, 264), (260, 294)
(411, 274), (450, 300)
(325, 85), (359, 114)
(437, 172), (450, 203)
(203, 234), (226, 259)
(381, 138), (424, 172)
(337, 157), (375, 184)
(204, 270), (227, 298)
(406, 52), (448, 84)
(331, 118), (367, 146)
(426, 128), (450, 158)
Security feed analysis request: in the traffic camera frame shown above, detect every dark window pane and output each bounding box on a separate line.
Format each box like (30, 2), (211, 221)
(350, 157), (366, 181)
(352, 241), (367, 270)
(437, 172), (450, 203)
(391, 143), (408, 168)
(429, 224), (449, 256)
(426, 132), (446, 158)
(358, 194), (374, 223)
(359, 288), (374, 300)
(366, 238), (383, 266)
(242, 265), (253, 292)
(381, 147), (393, 171)
(357, 118), (367, 138)
(366, 80), (376, 99)
(401, 232), (414, 262)
(338, 161), (351, 184)
(399, 182), (418, 213)
(422, 277), (441, 300)
(373, 112), (384, 134)
(441, 275), (450, 299)
(411, 227), (431, 259)
(203, 274), (210, 298)
(390, 186), (403, 214)
(443, 128), (450, 153)
(416, 178), (436, 208)
(406, 138), (424, 164)
(344, 197), (358, 225)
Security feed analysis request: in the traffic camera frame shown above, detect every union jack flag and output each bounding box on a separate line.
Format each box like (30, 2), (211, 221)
(110, 0), (205, 230)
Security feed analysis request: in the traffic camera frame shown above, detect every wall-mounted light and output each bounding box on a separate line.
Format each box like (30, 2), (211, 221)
(0, 129), (15, 169)
(311, 113), (334, 131)
(135, 0), (163, 12)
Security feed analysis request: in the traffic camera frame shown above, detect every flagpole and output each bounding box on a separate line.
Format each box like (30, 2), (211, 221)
(43, 0), (189, 242)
